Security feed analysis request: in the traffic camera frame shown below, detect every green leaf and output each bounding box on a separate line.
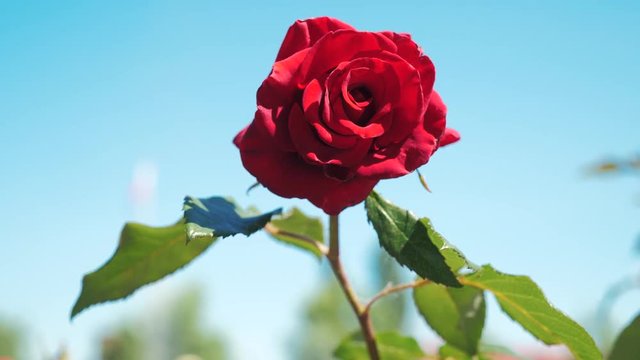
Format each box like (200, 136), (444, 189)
(460, 265), (601, 360)
(420, 218), (468, 273)
(478, 344), (527, 360)
(365, 191), (464, 287)
(71, 220), (214, 319)
(266, 207), (324, 258)
(609, 312), (640, 360)
(402, 219), (462, 286)
(414, 283), (485, 355)
(439, 343), (471, 360)
(183, 196), (281, 242)
(334, 331), (425, 360)
(440, 344), (497, 360)
(364, 191), (415, 255)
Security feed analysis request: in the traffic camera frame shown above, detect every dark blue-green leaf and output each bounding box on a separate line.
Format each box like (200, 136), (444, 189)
(609, 312), (640, 360)
(71, 220), (214, 319)
(365, 191), (463, 287)
(334, 331), (425, 360)
(461, 265), (601, 360)
(414, 283), (485, 355)
(266, 207), (324, 258)
(183, 196), (281, 242)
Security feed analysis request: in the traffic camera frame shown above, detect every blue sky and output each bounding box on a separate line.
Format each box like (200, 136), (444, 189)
(1, 1), (639, 359)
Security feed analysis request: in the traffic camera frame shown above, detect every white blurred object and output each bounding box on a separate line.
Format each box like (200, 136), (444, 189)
(176, 355), (203, 360)
(128, 160), (159, 223)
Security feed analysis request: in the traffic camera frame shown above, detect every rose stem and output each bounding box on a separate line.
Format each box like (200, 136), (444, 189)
(327, 215), (380, 360)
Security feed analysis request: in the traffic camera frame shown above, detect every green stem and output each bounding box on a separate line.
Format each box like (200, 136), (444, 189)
(263, 223), (329, 255)
(364, 279), (431, 314)
(327, 215), (380, 360)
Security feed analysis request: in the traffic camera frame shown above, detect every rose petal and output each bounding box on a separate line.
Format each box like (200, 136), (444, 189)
(356, 127), (438, 178)
(439, 128), (460, 147)
(422, 91), (447, 141)
(381, 32), (435, 99)
(288, 104), (371, 167)
(302, 79), (359, 149)
(321, 54), (422, 141)
(234, 106), (295, 152)
(257, 48), (309, 109)
(341, 69), (374, 122)
(235, 114), (378, 214)
(275, 17), (355, 62)
(363, 52), (425, 146)
(298, 30), (397, 86)
(357, 91), (447, 178)
(322, 63), (389, 137)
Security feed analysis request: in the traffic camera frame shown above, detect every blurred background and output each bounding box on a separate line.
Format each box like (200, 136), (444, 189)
(0, 1), (639, 359)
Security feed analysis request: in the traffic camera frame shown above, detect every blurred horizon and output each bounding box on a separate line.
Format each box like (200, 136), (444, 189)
(1, 1), (639, 359)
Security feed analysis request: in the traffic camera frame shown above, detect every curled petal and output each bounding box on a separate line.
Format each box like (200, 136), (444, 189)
(234, 106), (295, 152)
(288, 104), (371, 167)
(323, 54), (423, 143)
(276, 17), (355, 61)
(302, 79), (359, 149)
(422, 91), (447, 140)
(257, 48), (309, 108)
(356, 90), (448, 178)
(298, 30), (397, 86)
(235, 111), (378, 215)
(381, 31), (435, 101)
(330, 64), (390, 138)
(439, 128), (461, 147)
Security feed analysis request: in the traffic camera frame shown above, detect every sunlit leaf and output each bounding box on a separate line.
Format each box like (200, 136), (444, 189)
(266, 207), (324, 258)
(71, 220), (214, 318)
(439, 343), (471, 360)
(461, 265), (601, 360)
(414, 283), (485, 355)
(365, 191), (465, 286)
(334, 331), (425, 360)
(416, 217), (468, 273)
(441, 342), (518, 360)
(183, 196), (281, 242)
(478, 344), (527, 360)
(609, 312), (640, 360)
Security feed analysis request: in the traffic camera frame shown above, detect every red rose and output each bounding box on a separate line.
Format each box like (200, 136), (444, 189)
(234, 17), (459, 215)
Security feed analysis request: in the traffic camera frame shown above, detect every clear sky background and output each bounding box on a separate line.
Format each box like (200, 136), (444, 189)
(1, 1), (639, 359)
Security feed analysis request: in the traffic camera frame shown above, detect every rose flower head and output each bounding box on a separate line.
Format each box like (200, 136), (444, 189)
(234, 17), (459, 215)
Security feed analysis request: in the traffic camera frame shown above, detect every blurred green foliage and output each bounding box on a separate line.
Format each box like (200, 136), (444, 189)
(589, 152), (640, 358)
(99, 286), (227, 360)
(290, 251), (408, 360)
(100, 325), (144, 360)
(164, 288), (227, 360)
(0, 317), (22, 358)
